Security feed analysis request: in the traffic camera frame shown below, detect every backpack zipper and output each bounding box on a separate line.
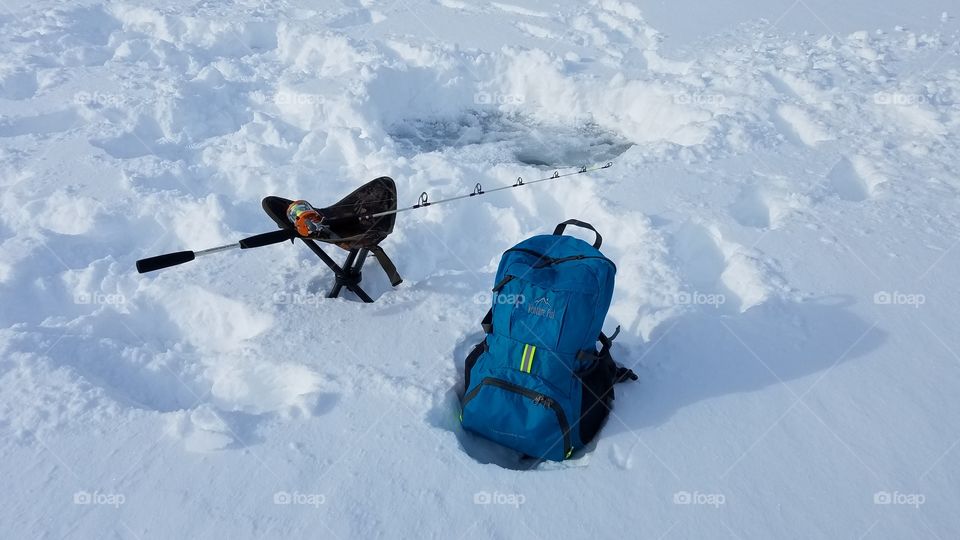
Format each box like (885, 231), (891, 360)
(462, 377), (571, 458)
(504, 248), (614, 269)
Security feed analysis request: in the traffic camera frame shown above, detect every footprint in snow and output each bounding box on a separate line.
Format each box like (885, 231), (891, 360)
(0, 69), (39, 100)
(668, 221), (791, 313)
(609, 443), (635, 470)
(828, 155), (886, 202)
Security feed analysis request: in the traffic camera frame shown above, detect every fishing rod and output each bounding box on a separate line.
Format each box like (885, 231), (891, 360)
(376, 162), (613, 218)
(136, 162), (614, 274)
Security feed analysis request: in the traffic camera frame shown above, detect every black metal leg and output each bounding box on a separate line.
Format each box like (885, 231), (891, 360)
(343, 249), (373, 303)
(301, 238), (342, 271)
(353, 248), (370, 271)
(327, 249), (359, 298)
(347, 249), (369, 283)
(349, 285), (374, 303)
(299, 239), (374, 302)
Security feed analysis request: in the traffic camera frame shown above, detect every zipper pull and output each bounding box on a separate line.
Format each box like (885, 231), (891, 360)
(533, 394), (553, 407)
(532, 255), (556, 269)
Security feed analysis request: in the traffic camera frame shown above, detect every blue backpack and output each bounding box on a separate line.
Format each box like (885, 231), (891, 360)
(460, 220), (637, 461)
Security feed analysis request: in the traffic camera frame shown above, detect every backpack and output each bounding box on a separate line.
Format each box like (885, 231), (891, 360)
(459, 219), (637, 461)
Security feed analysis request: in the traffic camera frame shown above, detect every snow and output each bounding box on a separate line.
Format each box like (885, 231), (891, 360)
(1, 0), (959, 538)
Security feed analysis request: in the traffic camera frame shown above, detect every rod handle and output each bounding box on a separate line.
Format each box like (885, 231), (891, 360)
(136, 251), (196, 273)
(239, 229), (295, 249)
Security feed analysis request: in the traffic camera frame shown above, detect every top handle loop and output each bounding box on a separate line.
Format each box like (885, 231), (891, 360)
(553, 219), (602, 249)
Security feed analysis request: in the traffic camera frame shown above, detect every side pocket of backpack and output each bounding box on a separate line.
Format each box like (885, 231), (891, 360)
(576, 351), (616, 447)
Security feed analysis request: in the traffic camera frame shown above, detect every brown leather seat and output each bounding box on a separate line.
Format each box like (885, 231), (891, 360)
(262, 176), (397, 250)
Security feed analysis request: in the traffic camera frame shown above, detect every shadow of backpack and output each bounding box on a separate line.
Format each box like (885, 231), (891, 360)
(459, 219), (637, 461)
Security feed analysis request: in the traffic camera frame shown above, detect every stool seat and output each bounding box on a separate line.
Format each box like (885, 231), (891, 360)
(261, 177), (403, 303)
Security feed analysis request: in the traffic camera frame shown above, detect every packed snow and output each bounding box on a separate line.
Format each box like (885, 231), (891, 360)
(1, 0), (959, 538)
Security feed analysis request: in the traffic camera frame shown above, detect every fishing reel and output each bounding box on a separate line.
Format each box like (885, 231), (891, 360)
(286, 200), (333, 239)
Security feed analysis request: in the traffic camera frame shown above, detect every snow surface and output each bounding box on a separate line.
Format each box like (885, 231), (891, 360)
(1, 0), (959, 538)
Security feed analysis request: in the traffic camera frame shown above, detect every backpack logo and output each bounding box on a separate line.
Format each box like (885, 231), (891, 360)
(527, 297), (556, 319)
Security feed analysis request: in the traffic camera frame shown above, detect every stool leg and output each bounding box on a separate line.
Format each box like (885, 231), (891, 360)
(352, 248), (369, 272)
(344, 249), (374, 303)
(299, 240), (377, 302)
(350, 286), (374, 303)
(328, 249), (360, 298)
(301, 239), (344, 274)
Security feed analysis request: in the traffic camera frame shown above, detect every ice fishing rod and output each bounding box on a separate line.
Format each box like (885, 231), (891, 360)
(368, 161), (613, 219)
(135, 162), (614, 274)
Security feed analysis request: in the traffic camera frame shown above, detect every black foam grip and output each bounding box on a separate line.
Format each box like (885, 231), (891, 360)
(136, 251), (195, 273)
(239, 229), (294, 249)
